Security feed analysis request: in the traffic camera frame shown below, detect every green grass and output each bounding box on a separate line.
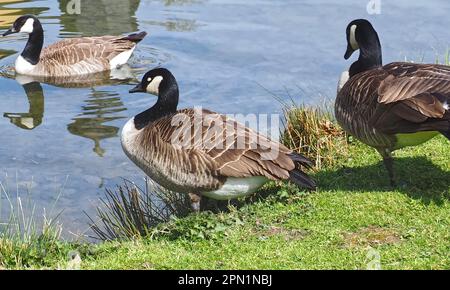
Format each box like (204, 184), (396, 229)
(1, 134), (448, 270)
(81, 136), (449, 270)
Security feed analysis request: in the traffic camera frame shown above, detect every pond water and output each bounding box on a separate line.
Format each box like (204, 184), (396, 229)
(0, 0), (449, 237)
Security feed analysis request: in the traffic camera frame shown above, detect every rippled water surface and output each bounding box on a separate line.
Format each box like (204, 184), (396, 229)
(0, 0), (449, 236)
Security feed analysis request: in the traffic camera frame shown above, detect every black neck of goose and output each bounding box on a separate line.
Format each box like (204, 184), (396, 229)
(349, 34), (382, 77)
(21, 21), (44, 65)
(134, 82), (179, 130)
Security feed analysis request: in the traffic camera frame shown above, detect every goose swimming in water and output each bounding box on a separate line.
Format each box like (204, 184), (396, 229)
(2, 15), (147, 77)
(121, 68), (316, 211)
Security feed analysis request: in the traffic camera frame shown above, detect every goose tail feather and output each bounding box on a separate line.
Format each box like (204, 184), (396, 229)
(288, 152), (314, 169)
(289, 170), (317, 191)
(123, 31), (147, 43)
(287, 152), (316, 190)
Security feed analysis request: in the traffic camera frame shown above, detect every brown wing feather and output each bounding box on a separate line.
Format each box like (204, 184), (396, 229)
(135, 123), (222, 193)
(374, 63), (450, 133)
(40, 36), (136, 67)
(147, 108), (307, 182)
(338, 62), (450, 139)
(378, 63), (450, 105)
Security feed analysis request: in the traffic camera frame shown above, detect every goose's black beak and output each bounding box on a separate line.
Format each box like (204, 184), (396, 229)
(3, 28), (17, 37)
(344, 44), (355, 60)
(129, 84), (145, 94)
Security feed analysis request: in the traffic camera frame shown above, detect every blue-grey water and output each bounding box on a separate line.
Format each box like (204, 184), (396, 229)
(0, 0), (449, 237)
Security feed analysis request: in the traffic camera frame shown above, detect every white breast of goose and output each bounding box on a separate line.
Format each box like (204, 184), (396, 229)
(121, 118), (156, 179)
(121, 118), (140, 158)
(15, 55), (37, 75)
(121, 118), (168, 189)
(202, 176), (269, 201)
(337, 71), (350, 93)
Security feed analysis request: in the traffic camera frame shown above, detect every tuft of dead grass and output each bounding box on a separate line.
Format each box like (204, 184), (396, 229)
(255, 224), (310, 242)
(343, 226), (402, 249)
(282, 105), (349, 169)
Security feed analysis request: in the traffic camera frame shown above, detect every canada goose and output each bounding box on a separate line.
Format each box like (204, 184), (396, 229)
(336, 19), (450, 186)
(121, 68), (316, 211)
(2, 15), (147, 77)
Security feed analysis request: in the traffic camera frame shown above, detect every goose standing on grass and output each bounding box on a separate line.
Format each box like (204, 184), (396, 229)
(2, 15), (147, 77)
(336, 19), (450, 186)
(121, 68), (316, 211)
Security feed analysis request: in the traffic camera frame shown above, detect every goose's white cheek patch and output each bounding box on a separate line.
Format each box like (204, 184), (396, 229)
(20, 18), (35, 33)
(350, 24), (359, 50)
(444, 102), (449, 110)
(146, 76), (163, 95)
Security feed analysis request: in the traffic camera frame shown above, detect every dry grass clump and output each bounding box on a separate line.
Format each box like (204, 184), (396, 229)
(282, 105), (349, 169)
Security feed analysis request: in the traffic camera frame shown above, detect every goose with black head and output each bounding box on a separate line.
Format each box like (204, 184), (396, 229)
(336, 19), (450, 186)
(3, 15), (147, 77)
(121, 68), (316, 211)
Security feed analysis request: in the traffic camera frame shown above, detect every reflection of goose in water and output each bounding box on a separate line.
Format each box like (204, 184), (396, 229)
(58, 0), (202, 35)
(11, 64), (136, 88)
(58, 0), (140, 36)
(67, 89), (127, 157)
(0, 0), (48, 28)
(141, 0), (205, 32)
(2, 70), (134, 153)
(3, 80), (43, 130)
(144, 18), (200, 32)
(0, 48), (15, 60)
(161, 0), (205, 6)
(0, 63), (136, 87)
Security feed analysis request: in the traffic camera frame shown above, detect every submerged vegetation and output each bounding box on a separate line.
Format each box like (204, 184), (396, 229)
(0, 105), (449, 270)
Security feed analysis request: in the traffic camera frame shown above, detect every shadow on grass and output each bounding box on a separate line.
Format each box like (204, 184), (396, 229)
(204, 182), (310, 214)
(314, 156), (450, 205)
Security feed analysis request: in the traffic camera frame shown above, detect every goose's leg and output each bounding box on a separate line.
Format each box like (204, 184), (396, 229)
(210, 199), (220, 213)
(189, 193), (202, 213)
(200, 196), (219, 212)
(378, 149), (396, 187)
(383, 157), (396, 187)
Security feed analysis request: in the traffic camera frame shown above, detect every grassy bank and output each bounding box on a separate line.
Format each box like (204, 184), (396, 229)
(1, 108), (449, 270)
